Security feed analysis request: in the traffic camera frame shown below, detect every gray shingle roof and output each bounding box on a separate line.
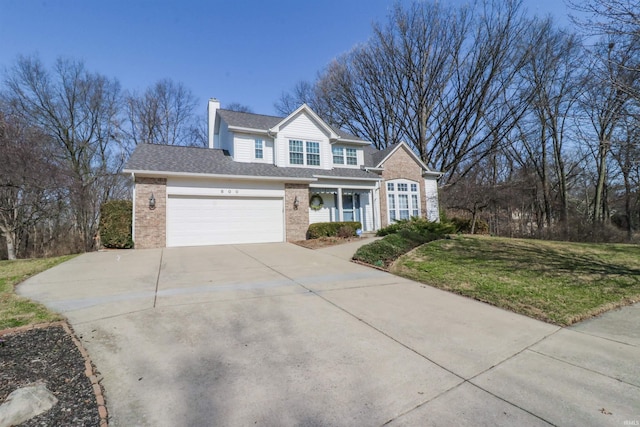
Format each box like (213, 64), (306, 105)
(123, 144), (380, 180)
(363, 143), (398, 167)
(217, 109), (281, 130)
(217, 108), (367, 143)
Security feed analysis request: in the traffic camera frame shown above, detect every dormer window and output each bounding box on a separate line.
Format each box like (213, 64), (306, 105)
(289, 139), (320, 166)
(346, 148), (357, 165)
(332, 146), (344, 164)
(332, 146), (358, 166)
(255, 139), (263, 159)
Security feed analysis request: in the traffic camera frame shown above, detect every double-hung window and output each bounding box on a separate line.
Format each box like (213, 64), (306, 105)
(289, 140), (304, 165)
(332, 146), (358, 166)
(346, 148), (357, 165)
(289, 139), (320, 166)
(332, 146), (344, 164)
(255, 139), (264, 159)
(306, 141), (320, 166)
(387, 180), (420, 222)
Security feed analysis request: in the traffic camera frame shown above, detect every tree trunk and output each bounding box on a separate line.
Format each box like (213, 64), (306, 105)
(593, 139), (609, 223)
(5, 231), (17, 260)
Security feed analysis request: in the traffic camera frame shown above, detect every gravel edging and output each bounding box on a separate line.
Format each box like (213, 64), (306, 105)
(0, 321), (108, 426)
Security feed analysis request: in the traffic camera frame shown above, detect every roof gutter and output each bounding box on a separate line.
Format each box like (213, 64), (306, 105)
(228, 126), (272, 136)
(423, 170), (444, 178)
(122, 169), (317, 183)
(312, 174), (382, 182)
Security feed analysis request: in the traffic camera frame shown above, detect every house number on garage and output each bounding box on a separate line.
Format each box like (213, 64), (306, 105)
(220, 189), (240, 194)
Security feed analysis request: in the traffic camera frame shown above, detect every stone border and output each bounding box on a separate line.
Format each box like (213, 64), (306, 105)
(0, 321), (109, 427)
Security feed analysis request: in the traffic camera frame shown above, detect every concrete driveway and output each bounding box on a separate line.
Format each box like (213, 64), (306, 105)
(18, 242), (640, 426)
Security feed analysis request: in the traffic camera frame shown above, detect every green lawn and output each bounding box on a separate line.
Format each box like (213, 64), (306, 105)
(392, 235), (640, 326)
(0, 255), (76, 330)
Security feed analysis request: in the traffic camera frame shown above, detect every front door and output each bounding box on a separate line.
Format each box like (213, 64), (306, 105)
(342, 194), (354, 221)
(342, 194), (360, 222)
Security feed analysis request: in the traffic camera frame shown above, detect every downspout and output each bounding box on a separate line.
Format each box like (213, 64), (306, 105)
(131, 172), (136, 243)
(268, 129), (277, 166)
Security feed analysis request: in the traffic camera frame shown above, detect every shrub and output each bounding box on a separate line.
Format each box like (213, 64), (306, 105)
(356, 217), (454, 268)
(376, 217), (455, 237)
(307, 221), (362, 239)
(449, 217), (489, 234)
(99, 200), (133, 249)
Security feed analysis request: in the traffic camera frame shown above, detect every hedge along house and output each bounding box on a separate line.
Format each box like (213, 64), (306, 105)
(123, 99), (441, 249)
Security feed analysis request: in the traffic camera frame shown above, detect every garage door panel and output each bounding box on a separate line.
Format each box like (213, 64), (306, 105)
(167, 196), (284, 247)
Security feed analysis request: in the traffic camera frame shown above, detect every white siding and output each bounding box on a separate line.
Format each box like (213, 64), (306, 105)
(264, 139), (274, 164)
(308, 193), (336, 224)
(360, 192), (374, 231)
(234, 134), (252, 162)
(231, 133), (275, 164)
(424, 178), (440, 222)
(276, 111), (331, 169)
(218, 121), (233, 155)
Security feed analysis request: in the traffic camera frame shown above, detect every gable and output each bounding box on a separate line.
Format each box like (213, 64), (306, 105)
(279, 110), (332, 141)
(380, 145), (425, 181)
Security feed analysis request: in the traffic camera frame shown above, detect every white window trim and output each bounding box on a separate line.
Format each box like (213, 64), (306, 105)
(332, 146), (345, 165)
(288, 138), (322, 167)
(387, 179), (420, 222)
(332, 145), (360, 168)
(254, 138), (264, 160)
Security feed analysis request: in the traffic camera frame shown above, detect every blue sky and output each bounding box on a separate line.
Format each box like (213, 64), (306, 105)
(0, 0), (572, 116)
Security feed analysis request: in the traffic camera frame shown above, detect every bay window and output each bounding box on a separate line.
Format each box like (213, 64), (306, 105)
(387, 179), (420, 222)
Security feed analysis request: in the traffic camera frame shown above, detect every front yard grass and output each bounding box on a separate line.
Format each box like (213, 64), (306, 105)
(392, 235), (640, 326)
(0, 255), (75, 330)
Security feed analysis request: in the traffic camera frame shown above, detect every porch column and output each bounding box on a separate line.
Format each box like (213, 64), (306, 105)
(337, 187), (343, 221)
(368, 189), (375, 231)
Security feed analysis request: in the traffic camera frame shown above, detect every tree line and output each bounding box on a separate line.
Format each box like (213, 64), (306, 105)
(0, 57), (212, 259)
(276, 0), (640, 242)
(2, 0), (638, 259)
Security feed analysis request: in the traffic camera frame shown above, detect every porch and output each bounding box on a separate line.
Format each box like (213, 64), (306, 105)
(308, 186), (378, 232)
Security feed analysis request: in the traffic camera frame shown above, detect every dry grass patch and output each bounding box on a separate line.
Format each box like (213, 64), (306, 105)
(392, 235), (640, 326)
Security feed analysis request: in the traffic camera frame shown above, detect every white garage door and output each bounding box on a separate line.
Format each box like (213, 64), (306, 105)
(167, 196), (284, 247)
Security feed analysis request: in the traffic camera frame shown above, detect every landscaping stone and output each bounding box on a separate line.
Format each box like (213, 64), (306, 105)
(0, 383), (57, 427)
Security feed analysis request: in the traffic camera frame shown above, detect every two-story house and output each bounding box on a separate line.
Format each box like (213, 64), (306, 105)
(123, 99), (441, 248)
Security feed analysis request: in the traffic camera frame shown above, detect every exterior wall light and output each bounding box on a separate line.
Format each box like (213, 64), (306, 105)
(293, 196), (299, 210)
(149, 193), (156, 210)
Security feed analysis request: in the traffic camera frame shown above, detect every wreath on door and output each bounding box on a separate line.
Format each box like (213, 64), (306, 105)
(309, 194), (324, 210)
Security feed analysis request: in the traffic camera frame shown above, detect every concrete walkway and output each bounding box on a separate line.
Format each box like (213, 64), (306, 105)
(17, 243), (640, 426)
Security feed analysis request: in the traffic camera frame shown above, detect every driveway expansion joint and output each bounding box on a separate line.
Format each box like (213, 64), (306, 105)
(568, 327), (639, 348)
(526, 348), (640, 389)
(152, 249), (164, 308)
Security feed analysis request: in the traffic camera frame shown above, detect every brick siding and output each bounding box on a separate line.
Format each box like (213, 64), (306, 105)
(379, 146), (427, 228)
(134, 177), (167, 249)
(285, 184), (310, 241)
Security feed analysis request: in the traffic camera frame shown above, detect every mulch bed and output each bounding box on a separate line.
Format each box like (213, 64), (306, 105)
(0, 323), (106, 426)
(293, 236), (359, 249)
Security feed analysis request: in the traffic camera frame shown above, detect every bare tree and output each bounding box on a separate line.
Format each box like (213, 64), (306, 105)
(299, 0), (534, 182)
(126, 78), (202, 146)
(225, 102), (253, 113)
(4, 56), (124, 252)
(610, 110), (640, 239)
(507, 19), (585, 232)
(569, 0), (640, 39)
(579, 39), (639, 223)
(313, 1), (469, 151)
(0, 107), (65, 259)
